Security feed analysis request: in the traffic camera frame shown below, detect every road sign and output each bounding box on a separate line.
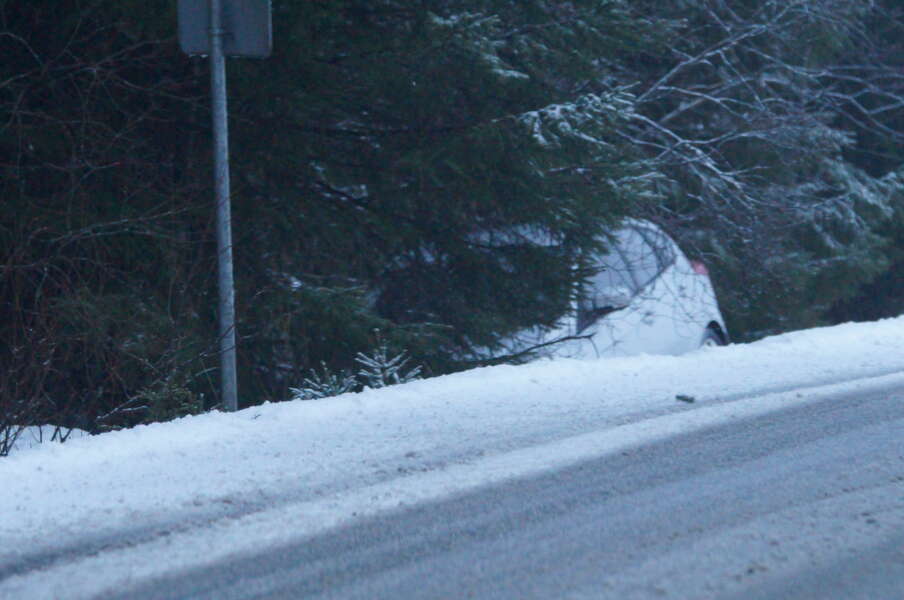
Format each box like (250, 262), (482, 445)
(179, 0), (272, 58)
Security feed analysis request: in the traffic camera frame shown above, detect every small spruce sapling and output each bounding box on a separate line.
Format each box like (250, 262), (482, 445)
(290, 362), (357, 400)
(355, 333), (423, 390)
(290, 332), (424, 401)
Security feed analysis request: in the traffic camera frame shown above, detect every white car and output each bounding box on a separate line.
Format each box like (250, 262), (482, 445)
(499, 219), (728, 360)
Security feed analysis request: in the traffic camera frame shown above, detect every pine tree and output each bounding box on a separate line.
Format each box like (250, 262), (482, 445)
(226, 0), (651, 370)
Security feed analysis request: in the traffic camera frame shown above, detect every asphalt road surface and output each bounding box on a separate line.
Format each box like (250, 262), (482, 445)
(110, 383), (904, 600)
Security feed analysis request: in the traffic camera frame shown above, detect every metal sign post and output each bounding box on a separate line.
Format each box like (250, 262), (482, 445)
(209, 0), (238, 413)
(179, 0), (271, 412)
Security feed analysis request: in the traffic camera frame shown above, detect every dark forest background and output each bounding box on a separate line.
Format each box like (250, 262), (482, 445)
(2, 0), (902, 433)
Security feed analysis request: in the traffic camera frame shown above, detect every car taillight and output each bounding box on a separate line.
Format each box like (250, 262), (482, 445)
(691, 260), (709, 276)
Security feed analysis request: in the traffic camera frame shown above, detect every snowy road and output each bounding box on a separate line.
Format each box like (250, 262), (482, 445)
(2, 318), (904, 598)
(107, 379), (904, 599)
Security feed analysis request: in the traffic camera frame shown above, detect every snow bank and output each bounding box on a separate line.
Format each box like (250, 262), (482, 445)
(2, 317), (903, 589)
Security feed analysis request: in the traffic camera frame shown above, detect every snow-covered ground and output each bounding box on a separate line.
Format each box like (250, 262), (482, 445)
(2, 317), (904, 598)
(5, 425), (90, 455)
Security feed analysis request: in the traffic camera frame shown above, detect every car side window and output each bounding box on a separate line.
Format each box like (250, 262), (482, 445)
(576, 223), (678, 332)
(623, 224), (677, 289)
(591, 233), (638, 296)
(593, 225), (676, 295)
